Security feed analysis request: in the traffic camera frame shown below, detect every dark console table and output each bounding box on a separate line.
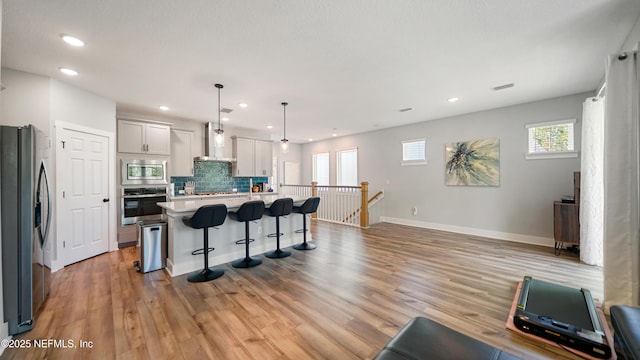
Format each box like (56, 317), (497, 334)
(553, 172), (580, 255)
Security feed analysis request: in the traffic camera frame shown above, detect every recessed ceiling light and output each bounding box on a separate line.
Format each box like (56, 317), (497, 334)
(159, 106), (169, 111)
(222, 117), (229, 121)
(60, 34), (85, 47)
(308, 138), (313, 142)
(238, 103), (248, 108)
(267, 125), (273, 129)
(59, 67), (78, 76)
(332, 133), (337, 137)
(447, 97), (459, 103)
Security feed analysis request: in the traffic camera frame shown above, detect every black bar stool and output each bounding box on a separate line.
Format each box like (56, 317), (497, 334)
(265, 198), (294, 259)
(230, 200), (265, 268)
(182, 204), (228, 283)
(293, 197), (321, 251)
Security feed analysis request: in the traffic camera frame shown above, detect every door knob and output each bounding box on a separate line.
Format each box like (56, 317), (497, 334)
(103, 198), (110, 203)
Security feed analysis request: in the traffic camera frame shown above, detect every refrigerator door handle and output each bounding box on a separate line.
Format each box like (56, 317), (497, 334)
(36, 160), (52, 248)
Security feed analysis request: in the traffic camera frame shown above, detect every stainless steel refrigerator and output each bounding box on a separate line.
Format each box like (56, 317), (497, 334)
(0, 125), (52, 335)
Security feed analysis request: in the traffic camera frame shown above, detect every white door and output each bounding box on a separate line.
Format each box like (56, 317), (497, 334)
(59, 128), (109, 265)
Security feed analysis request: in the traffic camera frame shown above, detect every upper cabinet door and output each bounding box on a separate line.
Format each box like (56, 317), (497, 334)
(170, 129), (194, 176)
(145, 123), (171, 155)
(233, 137), (255, 176)
(117, 120), (145, 153)
(117, 120), (171, 155)
(254, 140), (272, 177)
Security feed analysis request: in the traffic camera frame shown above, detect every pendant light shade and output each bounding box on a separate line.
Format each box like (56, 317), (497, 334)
(214, 83), (224, 149)
(280, 102), (289, 154)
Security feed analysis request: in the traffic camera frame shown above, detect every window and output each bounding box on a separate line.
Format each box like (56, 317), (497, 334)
(337, 148), (358, 186)
(312, 152), (329, 185)
(402, 138), (426, 165)
(526, 119), (577, 159)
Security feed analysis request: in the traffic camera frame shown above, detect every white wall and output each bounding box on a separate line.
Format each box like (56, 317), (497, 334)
(50, 79), (116, 134)
(1, 68), (117, 270)
(0, 68), (50, 131)
(301, 92), (590, 246)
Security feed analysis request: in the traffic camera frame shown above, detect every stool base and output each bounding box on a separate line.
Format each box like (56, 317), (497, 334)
(187, 268), (224, 283)
(293, 242), (316, 250)
(265, 248), (292, 259)
(232, 257), (263, 268)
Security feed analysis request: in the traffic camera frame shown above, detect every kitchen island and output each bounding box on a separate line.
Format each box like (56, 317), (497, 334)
(157, 194), (311, 277)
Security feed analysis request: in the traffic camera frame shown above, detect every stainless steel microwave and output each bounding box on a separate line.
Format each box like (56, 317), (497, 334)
(121, 159), (168, 185)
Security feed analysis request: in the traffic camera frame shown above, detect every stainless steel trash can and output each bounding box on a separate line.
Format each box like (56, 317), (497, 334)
(135, 220), (167, 273)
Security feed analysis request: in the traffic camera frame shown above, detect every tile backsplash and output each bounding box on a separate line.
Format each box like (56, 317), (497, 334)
(171, 160), (268, 195)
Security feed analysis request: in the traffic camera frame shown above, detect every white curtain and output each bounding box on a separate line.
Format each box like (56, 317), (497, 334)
(580, 97), (604, 266)
(603, 51), (640, 309)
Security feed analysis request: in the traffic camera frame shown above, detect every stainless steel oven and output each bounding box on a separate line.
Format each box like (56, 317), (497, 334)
(121, 187), (167, 225)
(121, 159), (167, 186)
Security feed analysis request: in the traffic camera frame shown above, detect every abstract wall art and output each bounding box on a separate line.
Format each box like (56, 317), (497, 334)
(445, 138), (500, 186)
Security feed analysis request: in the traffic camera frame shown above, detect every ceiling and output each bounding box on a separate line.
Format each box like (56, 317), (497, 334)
(3, 1), (640, 143)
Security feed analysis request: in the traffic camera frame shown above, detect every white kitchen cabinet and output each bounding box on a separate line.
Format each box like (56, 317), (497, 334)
(232, 137), (272, 177)
(254, 140), (272, 177)
(170, 129), (194, 176)
(117, 120), (171, 155)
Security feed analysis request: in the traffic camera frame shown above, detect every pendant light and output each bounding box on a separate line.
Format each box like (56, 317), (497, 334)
(280, 102), (289, 154)
(214, 83), (224, 149)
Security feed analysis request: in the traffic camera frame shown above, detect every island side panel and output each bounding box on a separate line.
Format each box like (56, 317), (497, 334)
(163, 198), (310, 277)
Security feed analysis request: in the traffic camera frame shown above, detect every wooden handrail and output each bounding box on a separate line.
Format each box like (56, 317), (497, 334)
(343, 190), (383, 223)
(280, 183), (361, 190)
(281, 182), (382, 228)
(369, 190), (384, 203)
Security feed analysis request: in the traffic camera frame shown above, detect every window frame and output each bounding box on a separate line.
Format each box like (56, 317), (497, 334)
(401, 138), (427, 166)
(312, 152), (330, 186)
(336, 147), (358, 186)
(525, 119), (578, 160)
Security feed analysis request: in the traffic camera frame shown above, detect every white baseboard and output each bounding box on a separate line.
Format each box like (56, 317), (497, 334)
(379, 216), (554, 247)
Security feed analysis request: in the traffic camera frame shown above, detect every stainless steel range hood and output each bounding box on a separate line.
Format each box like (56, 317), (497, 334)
(195, 122), (236, 162)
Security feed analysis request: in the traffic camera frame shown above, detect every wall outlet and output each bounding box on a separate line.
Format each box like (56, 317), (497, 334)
(257, 225), (263, 234)
(412, 207), (418, 216)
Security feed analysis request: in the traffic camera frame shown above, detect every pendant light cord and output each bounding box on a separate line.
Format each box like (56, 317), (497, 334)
(215, 83), (223, 132)
(282, 102), (288, 141)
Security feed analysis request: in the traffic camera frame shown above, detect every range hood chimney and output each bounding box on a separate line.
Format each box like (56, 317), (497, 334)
(195, 122), (236, 162)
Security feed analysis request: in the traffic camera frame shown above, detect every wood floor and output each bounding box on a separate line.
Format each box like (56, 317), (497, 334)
(1, 221), (604, 360)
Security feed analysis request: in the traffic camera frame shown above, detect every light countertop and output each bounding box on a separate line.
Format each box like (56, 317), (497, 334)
(158, 193), (306, 214)
(168, 191), (276, 201)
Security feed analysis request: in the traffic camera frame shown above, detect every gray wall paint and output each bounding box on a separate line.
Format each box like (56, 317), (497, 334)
(301, 92), (591, 244)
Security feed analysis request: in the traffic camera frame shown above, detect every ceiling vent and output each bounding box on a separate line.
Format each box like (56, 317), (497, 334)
(220, 107), (233, 113)
(399, 107), (413, 112)
(491, 83), (514, 91)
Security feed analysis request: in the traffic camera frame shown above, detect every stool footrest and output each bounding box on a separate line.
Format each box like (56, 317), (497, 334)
(235, 238), (255, 245)
(191, 247), (215, 256)
(267, 232), (284, 238)
(294, 229), (307, 234)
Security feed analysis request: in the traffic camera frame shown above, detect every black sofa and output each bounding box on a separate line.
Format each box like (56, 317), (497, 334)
(611, 305), (640, 360)
(374, 317), (520, 360)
